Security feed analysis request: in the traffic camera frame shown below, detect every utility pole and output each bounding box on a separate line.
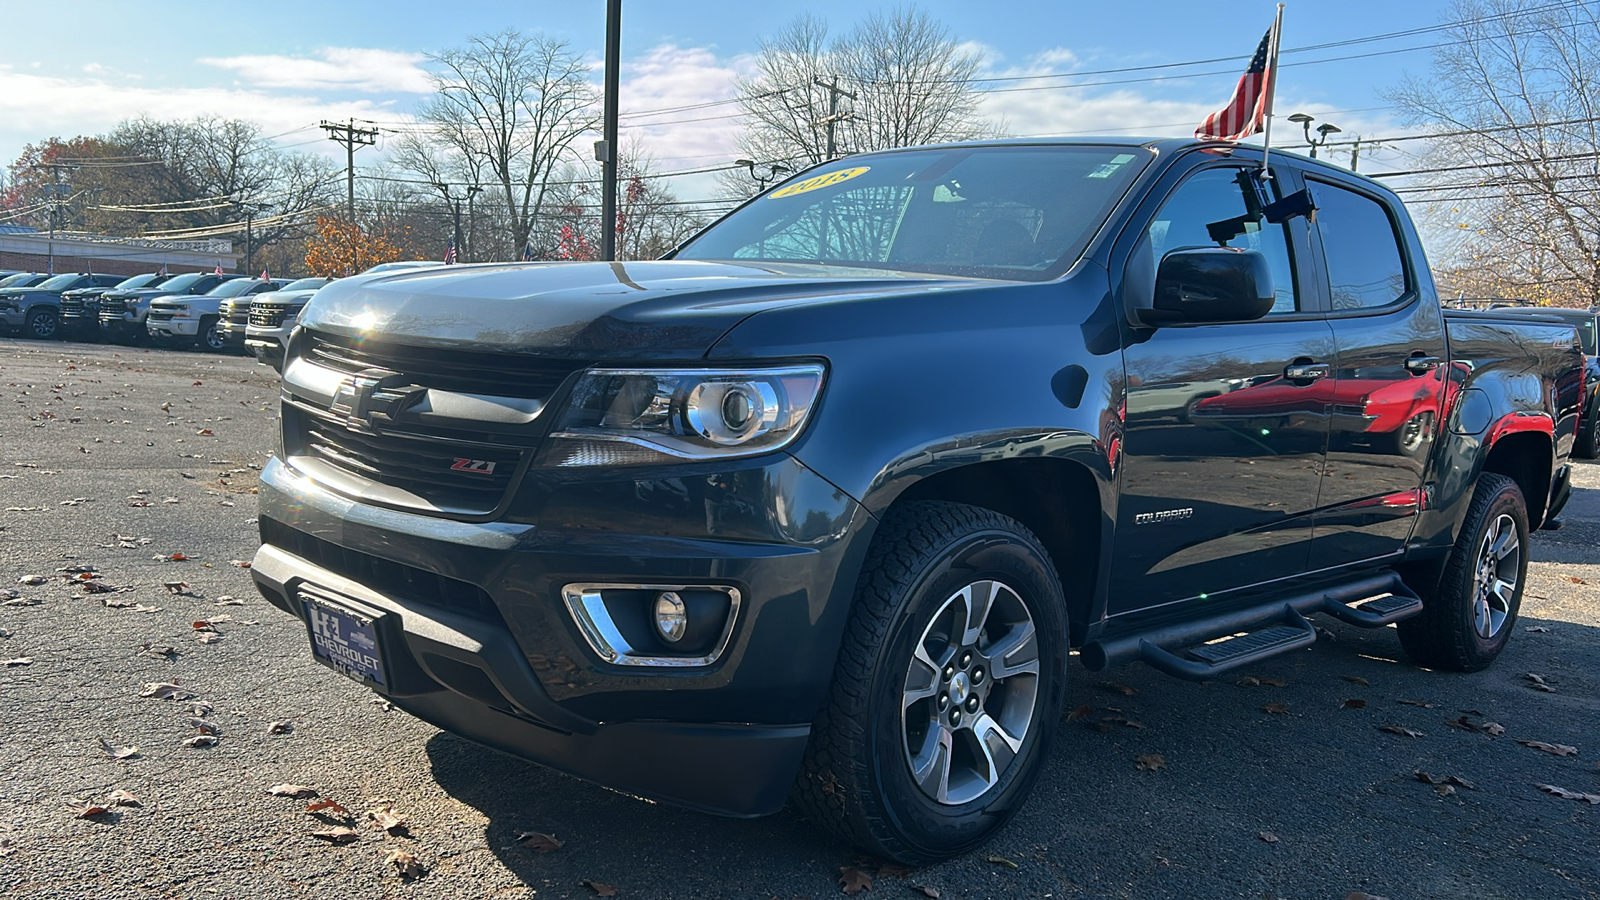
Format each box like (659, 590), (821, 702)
(432, 183), (464, 263)
(813, 76), (857, 160)
(465, 185), (482, 262)
(599, 0), (622, 261)
(36, 162), (76, 275)
(319, 119), (378, 220)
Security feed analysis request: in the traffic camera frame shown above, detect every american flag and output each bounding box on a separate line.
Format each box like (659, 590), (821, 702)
(444, 239), (457, 265)
(159, 263), (168, 276)
(213, 264), (224, 276)
(1195, 27), (1276, 143)
(521, 242), (535, 262)
(260, 268), (269, 280)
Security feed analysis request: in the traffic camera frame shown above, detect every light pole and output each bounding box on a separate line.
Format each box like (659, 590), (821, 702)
(465, 184), (482, 262)
(1286, 112), (1341, 159)
(432, 182), (464, 260)
(234, 200), (270, 275)
(735, 159), (792, 192)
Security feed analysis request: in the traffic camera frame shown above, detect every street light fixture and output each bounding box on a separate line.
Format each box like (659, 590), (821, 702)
(1287, 112), (1341, 159)
(736, 159), (792, 191)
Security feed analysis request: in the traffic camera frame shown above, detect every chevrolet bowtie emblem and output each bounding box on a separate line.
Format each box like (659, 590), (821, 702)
(328, 369), (419, 432)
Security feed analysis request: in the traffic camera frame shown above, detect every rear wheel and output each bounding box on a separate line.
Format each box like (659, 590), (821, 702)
(794, 501), (1068, 864)
(24, 308), (59, 340)
(1398, 473), (1527, 672)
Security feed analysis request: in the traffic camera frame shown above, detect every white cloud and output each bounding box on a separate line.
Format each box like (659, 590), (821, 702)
(198, 47), (433, 94)
(613, 44), (757, 199)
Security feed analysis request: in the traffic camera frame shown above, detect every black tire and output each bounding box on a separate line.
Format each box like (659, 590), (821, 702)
(199, 316), (226, 352)
(794, 501), (1069, 864)
(1398, 473), (1527, 672)
(1575, 401), (1598, 459)
(24, 308), (59, 340)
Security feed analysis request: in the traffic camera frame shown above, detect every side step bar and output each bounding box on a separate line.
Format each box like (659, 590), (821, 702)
(1080, 571), (1423, 681)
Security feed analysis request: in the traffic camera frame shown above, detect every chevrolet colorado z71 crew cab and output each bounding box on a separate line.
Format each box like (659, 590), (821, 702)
(251, 139), (1581, 863)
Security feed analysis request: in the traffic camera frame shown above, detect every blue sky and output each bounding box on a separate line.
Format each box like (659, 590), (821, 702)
(0, 0), (1462, 196)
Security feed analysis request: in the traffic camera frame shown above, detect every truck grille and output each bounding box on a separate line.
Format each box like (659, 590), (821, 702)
(251, 307), (289, 328)
(147, 310), (175, 323)
(306, 331), (574, 401)
(282, 329), (585, 516)
(59, 296), (88, 318)
(222, 299), (249, 326)
(100, 296), (127, 316)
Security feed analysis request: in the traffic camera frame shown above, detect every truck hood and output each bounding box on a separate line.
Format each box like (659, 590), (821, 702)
(103, 288), (179, 301)
(253, 288), (321, 307)
(300, 260), (975, 360)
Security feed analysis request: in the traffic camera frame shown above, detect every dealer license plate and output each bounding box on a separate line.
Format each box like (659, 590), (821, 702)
(303, 592), (387, 687)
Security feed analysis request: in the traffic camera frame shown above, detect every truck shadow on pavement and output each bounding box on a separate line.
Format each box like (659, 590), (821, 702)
(424, 598), (1599, 898)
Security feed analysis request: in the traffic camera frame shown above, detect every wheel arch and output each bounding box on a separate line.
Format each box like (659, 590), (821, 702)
(872, 455), (1110, 646)
(1481, 429), (1551, 527)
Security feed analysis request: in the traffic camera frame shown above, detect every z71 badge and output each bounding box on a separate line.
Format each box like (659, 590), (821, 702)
(450, 458), (497, 475)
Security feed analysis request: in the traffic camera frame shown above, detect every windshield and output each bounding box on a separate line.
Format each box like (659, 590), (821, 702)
(282, 277), (330, 292)
(157, 273), (209, 292)
(37, 274), (84, 291)
(675, 145), (1150, 280)
(0, 274), (31, 288)
(116, 273), (167, 290)
(207, 278), (264, 297)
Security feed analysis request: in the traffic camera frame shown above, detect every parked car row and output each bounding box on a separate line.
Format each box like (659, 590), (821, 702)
(3, 261), (447, 369)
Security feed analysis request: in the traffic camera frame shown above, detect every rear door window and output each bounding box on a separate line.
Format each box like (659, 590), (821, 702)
(1311, 182), (1409, 311)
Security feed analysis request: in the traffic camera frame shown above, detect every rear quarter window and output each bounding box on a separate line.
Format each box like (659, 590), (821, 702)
(1311, 181), (1409, 311)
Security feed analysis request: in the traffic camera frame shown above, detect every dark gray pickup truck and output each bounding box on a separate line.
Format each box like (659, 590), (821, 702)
(250, 139), (1582, 863)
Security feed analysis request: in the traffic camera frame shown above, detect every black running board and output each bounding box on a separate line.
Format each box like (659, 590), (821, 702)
(1081, 570), (1424, 681)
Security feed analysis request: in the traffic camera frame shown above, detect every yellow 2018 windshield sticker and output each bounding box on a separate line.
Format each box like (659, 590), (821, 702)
(769, 166), (870, 198)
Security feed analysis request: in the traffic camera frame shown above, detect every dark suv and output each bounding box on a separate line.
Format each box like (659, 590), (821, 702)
(252, 139), (1581, 863)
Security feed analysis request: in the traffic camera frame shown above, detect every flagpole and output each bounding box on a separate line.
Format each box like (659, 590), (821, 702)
(1258, 3), (1286, 181)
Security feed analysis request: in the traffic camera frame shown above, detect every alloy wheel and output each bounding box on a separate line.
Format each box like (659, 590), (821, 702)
(901, 579), (1040, 806)
(1472, 512), (1520, 638)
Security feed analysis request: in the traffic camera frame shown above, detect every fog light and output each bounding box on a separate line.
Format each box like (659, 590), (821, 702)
(653, 591), (687, 643)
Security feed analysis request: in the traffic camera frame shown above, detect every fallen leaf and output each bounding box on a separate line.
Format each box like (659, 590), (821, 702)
(1434, 784), (1457, 797)
(189, 700), (214, 716)
(1342, 675), (1371, 686)
(838, 866), (874, 894)
(1067, 704), (1092, 722)
(1236, 675), (1260, 687)
(182, 734), (217, 748)
(1262, 702), (1290, 715)
(1257, 676), (1287, 687)
(16, 575), (46, 585)
(1414, 771), (1475, 790)
(1136, 754), (1167, 771)
(197, 633), (224, 644)
(267, 721), (294, 735)
(1397, 699), (1436, 708)
(1101, 682), (1138, 696)
(385, 847), (424, 877)
(107, 790), (140, 807)
(915, 887), (941, 899)
(167, 552), (188, 561)
(1341, 699), (1368, 709)
(518, 831), (564, 853)
(1484, 722), (1506, 736)
(1523, 673), (1557, 693)
(368, 806), (407, 834)
(310, 827), (360, 844)
(370, 698), (394, 712)
(189, 717), (220, 735)
(196, 429), (214, 436)
(1, 657), (32, 667)
(267, 784), (317, 799)
(307, 798), (350, 816)
(138, 682), (195, 700)
(985, 854), (1019, 869)
(1559, 574), (1585, 584)
(1518, 740), (1578, 757)
(70, 801), (110, 819)
(1379, 724), (1423, 738)
(1258, 831), (1279, 843)
(582, 881), (620, 897)
(229, 559), (251, 569)
(1525, 625), (1552, 633)
(216, 595), (244, 606)
(98, 738), (139, 760)
(1536, 784), (1600, 804)
(162, 582), (189, 594)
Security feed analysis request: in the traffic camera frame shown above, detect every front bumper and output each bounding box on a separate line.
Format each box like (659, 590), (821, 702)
(245, 325), (291, 351)
(147, 316), (198, 338)
(0, 308), (23, 328)
(251, 452), (873, 815)
(99, 316), (144, 339)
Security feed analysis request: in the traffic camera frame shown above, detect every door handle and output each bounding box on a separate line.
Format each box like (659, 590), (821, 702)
(1284, 362), (1331, 383)
(1404, 354), (1442, 375)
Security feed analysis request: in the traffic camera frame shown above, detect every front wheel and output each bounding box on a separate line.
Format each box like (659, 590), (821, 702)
(199, 316), (226, 352)
(24, 308), (59, 340)
(794, 501), (1068, 864)
(1398, 473), (1527, 672)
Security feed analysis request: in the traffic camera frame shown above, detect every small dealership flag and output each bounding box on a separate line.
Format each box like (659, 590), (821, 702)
(159, 263), (168, 276)
(214, 264), (224, 276)
(1195, 13), (1283, 143)
(444, 239), (457, 265)
(521, 242), (535, 262)
(260, 268), (269, 280)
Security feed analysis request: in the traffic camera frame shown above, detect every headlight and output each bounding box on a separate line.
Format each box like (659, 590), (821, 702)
(545, 364), (825, 466)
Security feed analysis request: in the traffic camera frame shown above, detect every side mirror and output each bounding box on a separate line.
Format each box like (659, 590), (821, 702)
(1137, 247), (1275, 326)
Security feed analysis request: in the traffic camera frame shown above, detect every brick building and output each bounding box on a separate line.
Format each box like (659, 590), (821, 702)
(0, 226), (240, 276)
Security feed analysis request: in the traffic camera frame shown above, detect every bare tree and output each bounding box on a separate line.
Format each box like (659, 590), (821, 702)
(730, 6), (990, 195)
(1390, 0), (1600, 306)
(411, 30), (600, 256)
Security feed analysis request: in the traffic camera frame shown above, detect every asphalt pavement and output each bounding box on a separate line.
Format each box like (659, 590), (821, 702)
(0, 338), (1596, 900)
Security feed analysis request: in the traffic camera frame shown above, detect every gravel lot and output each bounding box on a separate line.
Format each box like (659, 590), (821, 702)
(1, 338), (1597, 900)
